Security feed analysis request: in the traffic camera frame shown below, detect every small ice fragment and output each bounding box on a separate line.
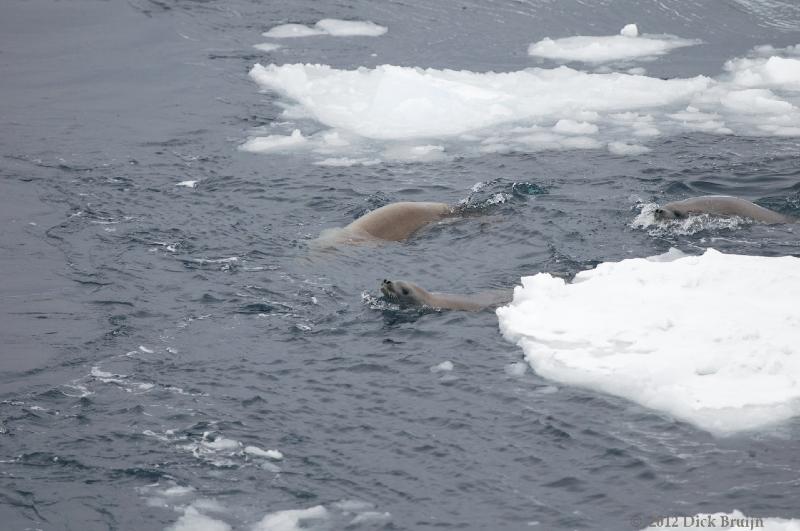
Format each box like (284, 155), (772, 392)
(620, 24), (639, 37)
(244, 446), (283, 460)
(430, 361), (454, 373)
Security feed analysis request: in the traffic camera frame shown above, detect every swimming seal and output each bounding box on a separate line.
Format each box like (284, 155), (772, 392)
(655, 196), (798, 224)
(380, 279), (511, 311)
(315, 201), (455, 245)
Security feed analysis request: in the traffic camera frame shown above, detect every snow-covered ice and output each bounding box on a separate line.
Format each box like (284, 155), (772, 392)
(244, 44), (800, 162)
(528, 24), (700, 64)
(497, 249), (800, 435)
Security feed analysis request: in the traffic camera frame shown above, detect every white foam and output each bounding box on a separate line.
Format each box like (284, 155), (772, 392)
(528, 25), (699, 64)
(252, 506), (328, 531)
(239, 129), (307, 153)
(263, 19), (386, 39)
(632, 202), (748, 236)
(641, 511), (800, 530)
(497, 249), (800, 435)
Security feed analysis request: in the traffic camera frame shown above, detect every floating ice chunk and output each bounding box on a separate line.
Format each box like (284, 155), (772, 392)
(720, 88), (796, 115)
(430, 361), (454, 373)
(620, 23), (639, 37)
(249, 63), (709, 140)
(383, 144), (446, 162)
(253, 505), (328, 531)
(244, 446), (283, 460)
(528, 25), (699, 64)
(497, 249), (800, 435)
(262, 23), (325, 39)
(263, 19), (386, 39)
(641, 510), (800, 530)
(315, 19), (387, 37)
(239, 129), (308, 153)
(167, 506), (231, 531)
(253, 43), (282, 52)
(608, 141), (650, 155)
(202, 436), (240, 452)
(552, 119), (599, 135)
(726, 55), (800, 88)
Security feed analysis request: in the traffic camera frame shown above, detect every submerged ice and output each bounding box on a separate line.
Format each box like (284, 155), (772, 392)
(244, 44), (800, 162)
(497, 249), (800, 435)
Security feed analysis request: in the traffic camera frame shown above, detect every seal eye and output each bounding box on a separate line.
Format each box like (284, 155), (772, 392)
(402, 288), (409, 295)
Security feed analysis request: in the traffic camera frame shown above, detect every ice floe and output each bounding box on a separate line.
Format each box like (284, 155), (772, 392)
(243, 44), (800, 162)
(253, 43), (283, 53)
(252, 506), (329, 531)
(497, 249), (800, 435)
(528, 24), (700, 64)
(263, 19), (386, 39)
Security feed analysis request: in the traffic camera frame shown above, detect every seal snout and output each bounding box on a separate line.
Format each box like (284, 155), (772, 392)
(381, 279), (395, 298)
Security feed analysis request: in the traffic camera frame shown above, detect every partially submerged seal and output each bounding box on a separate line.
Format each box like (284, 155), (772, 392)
(655, 196), (798, 224)
(314, 201), (456, 246)
(380, 279), (511, 311)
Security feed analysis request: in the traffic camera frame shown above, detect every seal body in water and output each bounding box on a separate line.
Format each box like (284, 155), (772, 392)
(315, 202), (455, 246)
(380, 279), (511, 311)
(655, 196), (798, 224)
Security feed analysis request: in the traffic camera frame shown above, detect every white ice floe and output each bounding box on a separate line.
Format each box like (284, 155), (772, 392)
(244, 446), (283, 460)
(608, 141), (651, 155)
(641, 511), (800, 531)
(239, 129), (307, 153)
(252, 505), (329, 531)
(315, 19), (387, 37)
(166, 506), (231, 531)
(497, 249), (800, 435)
(253, 43), (283, 52)
(262, 23), (326, 39)
(528, 24), (700, 64)
(430, 360), (454, 373)
(246, 45), (800, 161)
(263, 19), (386, 39)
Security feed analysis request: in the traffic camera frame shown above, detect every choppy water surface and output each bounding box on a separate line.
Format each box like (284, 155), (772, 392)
(1, 0), (800, 529)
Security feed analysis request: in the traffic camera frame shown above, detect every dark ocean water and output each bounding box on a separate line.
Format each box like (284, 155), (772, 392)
(2, 0), (800, 529)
